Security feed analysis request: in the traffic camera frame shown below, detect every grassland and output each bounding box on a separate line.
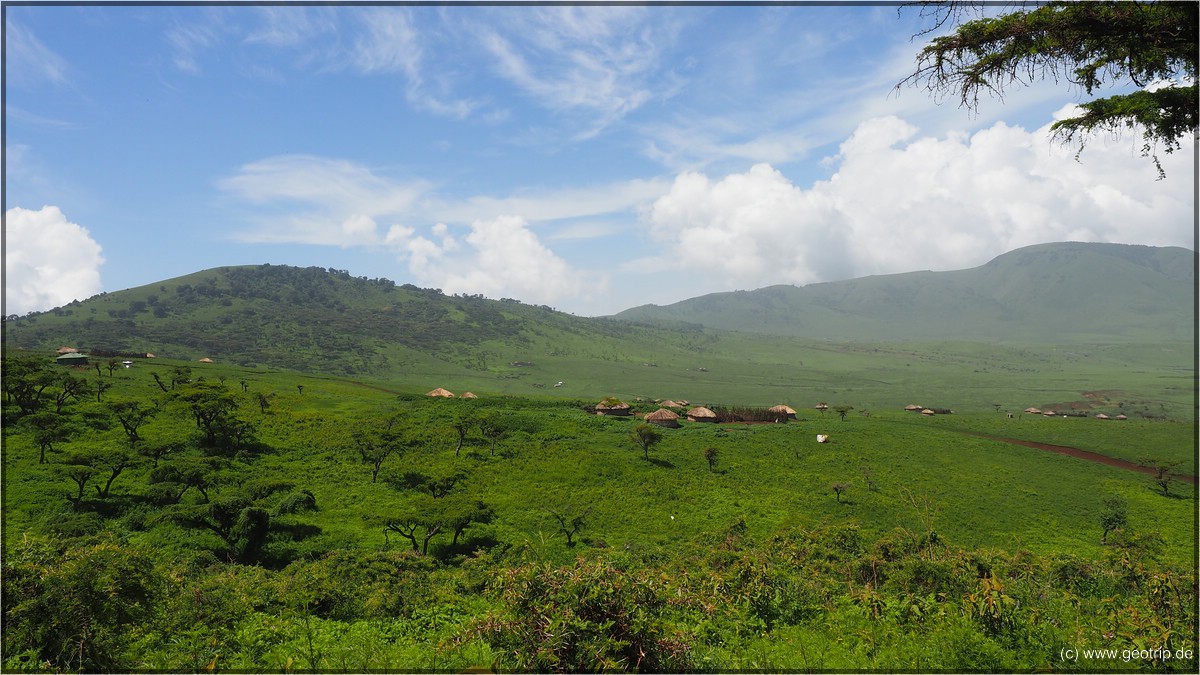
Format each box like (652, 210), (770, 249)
(2, 253), (1195, 671)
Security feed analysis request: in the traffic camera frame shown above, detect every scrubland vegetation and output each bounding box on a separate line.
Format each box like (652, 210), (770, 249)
(2, 349), (1195, 672)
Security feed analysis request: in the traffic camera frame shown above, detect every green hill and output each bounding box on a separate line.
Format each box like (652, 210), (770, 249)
(613, 242), (1195, 342)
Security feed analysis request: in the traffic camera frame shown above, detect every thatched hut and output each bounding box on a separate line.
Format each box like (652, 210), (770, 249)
(426, 388), (455, 398)
(461, 392), (478, 399)
(56, 346), (79, 354)
(920, 408), (936, 415)
(904, 404), (922, 412)
(595, 397), (631, 416)
(686, 406), (717, 423)
(1114, 414), (1127, 420)
(1095, 413), (1110, 419)
(645, 408), (681, 428)
(660, 400), (684, 408)
(768, 404), (797, 420)
(198, 357), (214, 363)
(1024, 407), (1042, 414)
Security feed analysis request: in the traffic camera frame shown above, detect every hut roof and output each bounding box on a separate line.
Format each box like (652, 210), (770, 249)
(660, 400), (684, 408)
(596, 398), (630, 410)
(56, 346), (79, 354)
(426, 388), (455, 398)
(1095, 413), (1110, 419)
(461, 392), (478, 399)
(198, 357), (214, 363)
(645, 408), (679, 421)
(920, 408), (936, 415)
(1024, 407), (1042, 414)
(686, 406), (716, 419)
(904, 404), (922, 411)
(768, 404), (797, 415)
(1114, 414), (1127, 420)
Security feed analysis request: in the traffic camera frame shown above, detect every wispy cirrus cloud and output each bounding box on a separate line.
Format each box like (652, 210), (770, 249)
(5, 21), (70, 86)
(475, 5), (687, 137)
(218, 155), (432, 246)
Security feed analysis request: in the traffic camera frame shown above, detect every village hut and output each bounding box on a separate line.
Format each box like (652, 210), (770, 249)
(55, 352), (89, 366)
(686, 406), (717, 423)
(426, 388), (455, 398)
(461, 392), (478, 399)
(1095, 413), (1110, 420)
(920, 408), (936, 416)
(198, 357), (214, 363)
(660, 400), (683, 408)
(595, 397), (631, 416)
(1024, 407), (1042, 414)
(645, 408), (681, 428)
(904, 404), (922, 412)
(1042, 410), (1057, 416)
(815, 402), (829, 411)
(768, 404), (798, 420)
(56, 346), (79, 354)
(1114, 414), (1127, 420)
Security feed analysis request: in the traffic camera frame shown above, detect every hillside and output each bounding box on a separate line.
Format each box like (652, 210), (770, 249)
(613, 242), (1196, 342)
(1, 265), (720, 382)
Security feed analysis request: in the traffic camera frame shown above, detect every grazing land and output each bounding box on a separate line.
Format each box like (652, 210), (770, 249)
(1, 249), (1195, 672)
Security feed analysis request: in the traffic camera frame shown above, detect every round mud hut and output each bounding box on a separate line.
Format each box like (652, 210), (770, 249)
(595, 397), (632, 416)
(645, 408), (681, 428)
(686, 406), (717, 423)
(426, 388), (455, 398)
(768, 404), (797, 421)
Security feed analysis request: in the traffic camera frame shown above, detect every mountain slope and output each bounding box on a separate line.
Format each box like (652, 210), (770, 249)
(1, 265), (718, 379)
(613, 243), (1195, 342)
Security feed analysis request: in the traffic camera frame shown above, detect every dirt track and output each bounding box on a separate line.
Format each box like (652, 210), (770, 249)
(962, 431), (1198, 485)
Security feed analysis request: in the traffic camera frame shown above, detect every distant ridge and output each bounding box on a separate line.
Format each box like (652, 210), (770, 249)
(612, 242), (1195, 342)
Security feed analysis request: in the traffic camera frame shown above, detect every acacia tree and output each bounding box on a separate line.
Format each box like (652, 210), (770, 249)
(548, 505), (593, 547)
(901, 1), (1197, 177)
(1099, 494), (1128, 543)
(108, 400), (156, 444)
(23, 412), (74, 464)
(630, 423), (663, 461)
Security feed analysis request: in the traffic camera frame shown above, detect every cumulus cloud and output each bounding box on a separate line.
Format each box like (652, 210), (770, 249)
(646, 111), (1193, 289)
(4, 206), (105, 315)
(388, 216), (593, 306)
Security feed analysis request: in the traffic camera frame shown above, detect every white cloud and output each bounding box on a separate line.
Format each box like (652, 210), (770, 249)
(396, 216), (594, 306)
(4, 206), (105, 315)
(219, 155), (430, 246)
(476, 6), (683, 137)
(4, 21), (69, 87)
(645, 111), (1194, 289)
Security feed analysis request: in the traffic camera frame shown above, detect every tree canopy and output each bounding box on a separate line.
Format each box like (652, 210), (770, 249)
(901, 1), (1197, 176)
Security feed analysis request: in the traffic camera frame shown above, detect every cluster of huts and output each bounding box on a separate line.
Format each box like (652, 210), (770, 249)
(1023, 407), (1126, 420)
(903, 404), (952, 415)
(594, 398), (800, 428)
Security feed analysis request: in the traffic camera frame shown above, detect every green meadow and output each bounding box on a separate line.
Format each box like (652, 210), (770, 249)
(2, 346), (1194, 672)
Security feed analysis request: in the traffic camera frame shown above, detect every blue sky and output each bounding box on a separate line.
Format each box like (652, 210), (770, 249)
(5, 3), (1194, 317)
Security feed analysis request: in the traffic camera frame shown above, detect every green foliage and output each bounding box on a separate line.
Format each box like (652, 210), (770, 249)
(2, 536), (159, 672)
(475, 557), (695, 672)
(630, 423), (663, 460)
(1099, 494), (1129, 544)
(903, 1), (1197, 177)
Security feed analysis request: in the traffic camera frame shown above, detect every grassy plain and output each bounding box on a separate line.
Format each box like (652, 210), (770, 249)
(2, 340), (1195, 671)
